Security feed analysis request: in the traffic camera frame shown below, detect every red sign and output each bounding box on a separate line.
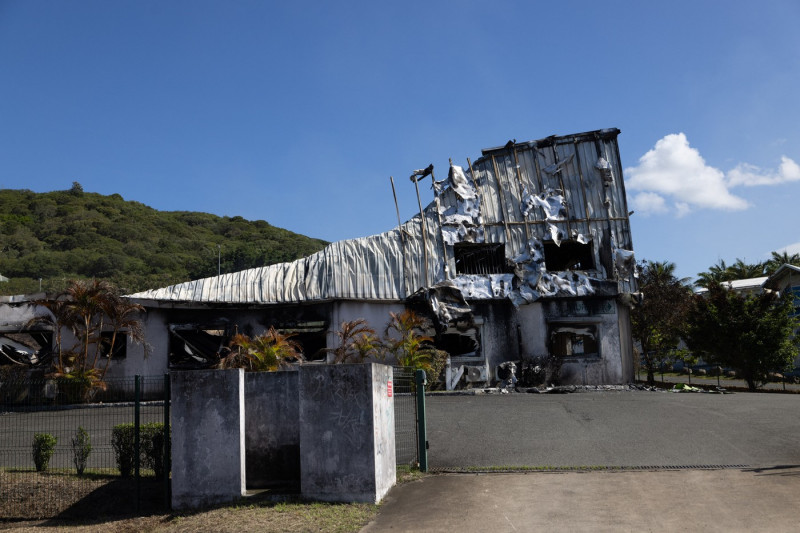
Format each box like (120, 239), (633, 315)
(387, 380), (393, 397)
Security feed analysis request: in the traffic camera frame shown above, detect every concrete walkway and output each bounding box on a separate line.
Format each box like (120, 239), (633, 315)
(363, 466), (800, 532)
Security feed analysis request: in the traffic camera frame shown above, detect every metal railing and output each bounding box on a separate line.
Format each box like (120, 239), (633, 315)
(0, 375), (170, 520)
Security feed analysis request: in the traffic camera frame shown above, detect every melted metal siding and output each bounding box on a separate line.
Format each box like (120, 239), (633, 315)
(129, 128), (636, 305)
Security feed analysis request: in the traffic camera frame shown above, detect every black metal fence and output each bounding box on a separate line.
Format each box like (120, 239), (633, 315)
(0, 375), (170, 520)
(392, 367), (418, 466)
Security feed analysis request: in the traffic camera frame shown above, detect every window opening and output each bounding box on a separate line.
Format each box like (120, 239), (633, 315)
(99, 331), (127, 359)
(543, 240), (594, 271)
(0, 331), (52, 366)
(549, 325), (598, 357)
(454, 243), (509, 275)
(169, 326), (229, 370)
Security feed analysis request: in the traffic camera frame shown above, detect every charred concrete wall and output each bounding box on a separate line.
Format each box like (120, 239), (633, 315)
(244, 371), (300, 489)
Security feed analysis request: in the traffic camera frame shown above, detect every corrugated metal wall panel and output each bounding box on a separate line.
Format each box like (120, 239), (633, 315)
(129, 129), (637, 305)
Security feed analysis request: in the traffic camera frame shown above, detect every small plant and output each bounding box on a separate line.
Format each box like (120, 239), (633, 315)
(32, 433), (57, 472)
(111, 423), (136, 477)
(71, 426), (92, 475)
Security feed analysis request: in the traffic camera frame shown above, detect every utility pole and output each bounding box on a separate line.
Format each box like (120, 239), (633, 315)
(217, 244), (221, 276)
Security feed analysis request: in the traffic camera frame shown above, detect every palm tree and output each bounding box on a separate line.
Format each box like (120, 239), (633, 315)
(765, 251), (800, 276)
(26, 297), (78, 373)
(384, 310), (437, 370)
(695, 259), (730, 288)
(726, 259), (766, 280)
(99, 295), (146, 379)
(65, 279), (114, 372)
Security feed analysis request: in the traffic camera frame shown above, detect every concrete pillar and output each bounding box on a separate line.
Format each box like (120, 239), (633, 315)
(171, 369), (246, 510)
(245, 371), (300, 489)
(299, 364), (396, 503)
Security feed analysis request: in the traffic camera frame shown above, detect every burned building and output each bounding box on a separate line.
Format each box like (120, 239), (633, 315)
(122, 128), (637, 386)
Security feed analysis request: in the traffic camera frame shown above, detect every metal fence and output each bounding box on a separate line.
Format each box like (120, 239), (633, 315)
(0, 375), (170, 520)
(393, 367), (418, 466)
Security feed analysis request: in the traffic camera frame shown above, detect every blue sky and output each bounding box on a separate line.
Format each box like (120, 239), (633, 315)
(1, 0), (798, 282)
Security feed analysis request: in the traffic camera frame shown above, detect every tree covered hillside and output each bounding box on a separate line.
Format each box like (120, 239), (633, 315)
(0, 183), (328, 295)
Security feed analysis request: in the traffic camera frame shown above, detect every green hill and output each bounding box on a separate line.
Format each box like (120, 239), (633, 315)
(0, 183), (328, 295)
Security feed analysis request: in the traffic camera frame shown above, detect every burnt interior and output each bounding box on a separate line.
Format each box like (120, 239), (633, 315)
(454, 243), (509, 275)
(543, 240), (594, 271)
(549, 324), (598, 357)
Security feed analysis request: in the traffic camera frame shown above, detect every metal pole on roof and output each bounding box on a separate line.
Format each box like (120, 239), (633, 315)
(411, 168), (432, 288)
(390, 176), (409, 296)
(435, 165), (450, 280)
(217, 244), (221, 276)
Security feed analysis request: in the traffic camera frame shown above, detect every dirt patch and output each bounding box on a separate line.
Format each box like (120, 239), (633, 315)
(1, 471), (379, 532)
(0, 470), (167, 521)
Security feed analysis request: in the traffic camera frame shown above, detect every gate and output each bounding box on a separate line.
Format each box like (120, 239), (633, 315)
(392, 367), (419, 466)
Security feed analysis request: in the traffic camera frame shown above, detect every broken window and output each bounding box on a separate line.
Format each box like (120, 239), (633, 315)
(436, 325), (480, 358)
(276, 321), (327, 361)
(454, 243), (509, 275)
(543, 240), (594, 271)
(99, 332), (127, 359)
(169, 326), (229, 370)
(0, 331), (52, 366)
(549, 325), (598, 358)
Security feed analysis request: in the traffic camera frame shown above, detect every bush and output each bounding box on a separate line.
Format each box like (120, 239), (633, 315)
(141, 422), (168, 480)
(71, 426), (91, 475)
(111, 423), (135, 477)
(32, 433), (57, 472)
(111, 422), (169, 479)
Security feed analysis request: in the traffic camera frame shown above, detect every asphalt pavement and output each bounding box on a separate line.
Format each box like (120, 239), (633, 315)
(363, 467), (800, 532)
(363, 390), (800, 532)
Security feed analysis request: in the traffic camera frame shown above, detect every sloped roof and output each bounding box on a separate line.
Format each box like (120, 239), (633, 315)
(129, 128), (635, 306)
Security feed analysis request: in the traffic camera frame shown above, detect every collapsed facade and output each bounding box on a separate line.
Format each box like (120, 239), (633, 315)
(117, 128), (637, 386)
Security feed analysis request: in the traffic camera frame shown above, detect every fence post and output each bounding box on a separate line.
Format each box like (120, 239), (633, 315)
(135, 375), (141, 513)
(163, 373), (171, 509)
(415, 369), (428, 472)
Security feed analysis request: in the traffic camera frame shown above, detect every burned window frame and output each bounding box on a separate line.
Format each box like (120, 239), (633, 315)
(547, 321), (600, 359)
(168, 324), (231, 370)
(453, 243), (510, 275)
(435, 317), (482, 361)
(99, 331), (127, 359)
(543, 239), (595, 271)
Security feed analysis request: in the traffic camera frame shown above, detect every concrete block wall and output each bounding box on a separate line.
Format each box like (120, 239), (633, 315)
(244, 371), (300, 489)
(299, 364), (396, 503)
(171, 369), (246, 510)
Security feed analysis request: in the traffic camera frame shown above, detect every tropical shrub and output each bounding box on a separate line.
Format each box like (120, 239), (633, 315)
(218, 326), (304, 372)
(327, 319), (383, 363)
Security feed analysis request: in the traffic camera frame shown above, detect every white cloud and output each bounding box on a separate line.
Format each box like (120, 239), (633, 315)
(629, 191), (667, 215)
(776, 241), (800, 256)
(625, 133), (750, 216)
(726, 156), (800, 187)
